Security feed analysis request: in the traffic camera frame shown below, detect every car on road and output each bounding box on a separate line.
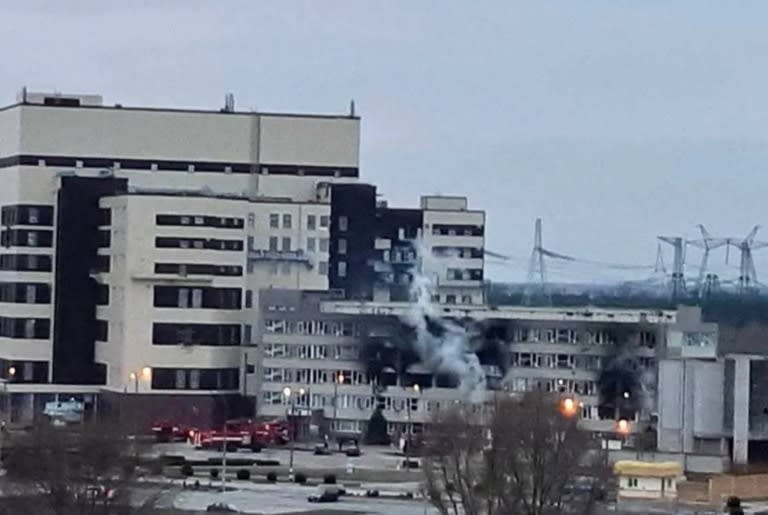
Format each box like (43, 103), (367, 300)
(308, 485), (342, 503)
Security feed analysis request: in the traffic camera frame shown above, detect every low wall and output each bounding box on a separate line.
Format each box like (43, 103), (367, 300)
(708, 474), (768, 505)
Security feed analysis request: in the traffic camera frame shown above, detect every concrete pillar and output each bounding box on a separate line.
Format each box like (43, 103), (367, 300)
(733, 356), (751, 466)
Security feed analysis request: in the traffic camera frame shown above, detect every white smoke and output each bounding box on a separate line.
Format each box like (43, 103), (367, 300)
(399, 240), (487, 400)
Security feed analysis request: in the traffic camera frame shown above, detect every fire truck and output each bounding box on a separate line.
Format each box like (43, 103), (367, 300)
(151, 420), (195, 443)
(190, 418), (289, 451)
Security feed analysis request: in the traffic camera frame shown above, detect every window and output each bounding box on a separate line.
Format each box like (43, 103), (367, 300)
(26, 232), (37, 246)
(25, 285), (36, 304)
(319, 238), (329, 252)
(247, 213), (255, 228)
(461, 295), (472, 304)
(446, 294), (456, 304)
(28, 208), (39, 224)
(307, 215), (316, 230)
(320, 215), (329, 228)
(338, 239), (347, 255)
(318, 261), (328, 275)
(282, 237), (291, 251)
(269, 214), (279, 228)
(177, 288), (189, 308)
(282, 214), (292, 229)
(24, 319), (35, 339)
(338, 216), (348, 231)
(245, 290), (253, 308)
(627, 478), (638, 488)
(338, 261), (347, 277)
(307, 237), (316, 251)
(269, 237), (278, 251)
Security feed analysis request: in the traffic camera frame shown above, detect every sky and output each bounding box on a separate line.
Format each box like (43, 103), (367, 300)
(1, 1), (767, 283)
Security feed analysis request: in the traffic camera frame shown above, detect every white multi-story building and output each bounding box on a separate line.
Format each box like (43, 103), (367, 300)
(0, 90), (358, 423)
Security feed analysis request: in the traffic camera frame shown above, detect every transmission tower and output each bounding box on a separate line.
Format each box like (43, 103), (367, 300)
(727, 226), (768, 295)
(652, 243), (666, 276)
(524, 218), (550, 305)
(687, 225), (728, 298)
(657, 236), (686, 299)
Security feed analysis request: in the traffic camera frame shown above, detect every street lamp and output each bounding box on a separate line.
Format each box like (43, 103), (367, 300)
(405, 384), (421, 470)
(333, 373), (344, 442)
(283, 386), (306, 477)
(129, 366), (152, 393)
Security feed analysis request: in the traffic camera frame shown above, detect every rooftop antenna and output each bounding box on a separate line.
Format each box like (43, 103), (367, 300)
(223, 93), (235, 113)
(657, 235), (686, 300)
(687, 225), (728, 298)
(349, 99), (356, 117)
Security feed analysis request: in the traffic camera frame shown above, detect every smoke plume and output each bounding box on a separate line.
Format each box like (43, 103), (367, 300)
(399, 242), (488, 400)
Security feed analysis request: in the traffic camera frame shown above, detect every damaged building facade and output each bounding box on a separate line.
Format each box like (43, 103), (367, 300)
(249, 289), (718, 446)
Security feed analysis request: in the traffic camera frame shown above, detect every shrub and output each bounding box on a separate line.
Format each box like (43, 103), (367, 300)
(294, 472), (307, 484)
(364, 408), (390, 445)
(180, 464), (194, 477)
(266, 471), (277, 482)
(209, 468), (219, 479)
(323, 474), (337, 484)
(236, 469), (251, 480)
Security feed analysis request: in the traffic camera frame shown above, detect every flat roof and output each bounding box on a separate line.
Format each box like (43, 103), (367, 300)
(320, 301), (678, 324)
(0, 100), (359, 121)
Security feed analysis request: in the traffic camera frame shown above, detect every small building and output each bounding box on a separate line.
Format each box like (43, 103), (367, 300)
(614, 460), (684, 500)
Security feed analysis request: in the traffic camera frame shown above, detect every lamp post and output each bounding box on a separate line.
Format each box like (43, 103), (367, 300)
(0, 366), (16, 473)
(405, 383), (420, 470)
(333, 372), (344, 442)
(283, 386), (305, 478)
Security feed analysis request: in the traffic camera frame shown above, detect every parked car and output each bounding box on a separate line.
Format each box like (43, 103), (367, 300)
(308, 485), (342, 503)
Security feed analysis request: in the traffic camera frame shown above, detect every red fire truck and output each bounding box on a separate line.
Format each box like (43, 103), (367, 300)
(190, 418), (289, 451)
(151, 420), (196, 443)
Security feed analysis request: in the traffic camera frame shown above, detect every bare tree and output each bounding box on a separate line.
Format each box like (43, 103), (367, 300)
(423, 391), (609, 515)
(3, 419), (148, 515)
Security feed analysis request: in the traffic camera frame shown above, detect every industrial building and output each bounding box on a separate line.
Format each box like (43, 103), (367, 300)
(0, 89), (485, 425)
(1, 89), (767, 473)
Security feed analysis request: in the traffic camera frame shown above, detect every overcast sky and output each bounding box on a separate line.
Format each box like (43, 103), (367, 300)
(2, 1), (766, 283)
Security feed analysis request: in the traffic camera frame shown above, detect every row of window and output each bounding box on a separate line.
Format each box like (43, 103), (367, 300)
(510, 328), (657, 347)
(154, 263), (243, 277)
(261, 261), (328, 277)
(509, 352), (655, 372)
(1, 205), (54, 226)
(0, 317), (50, 339)
(0, 254), (52, 272)
(0, 229), (53, 248)
(261, 391), (445, 414)
(0, 282), (51, 304)
(156, 214), (244, 229)
(431, 246), (484, 259)
(152, 323), (242, 346)
(151, 367), (240, 390)
(263, 319), (358, 336)
(431, 224), (484, 237)
(154, 286), (242, 310)
(263, 368), (370, 385)
(0, 358), (49, 383)
(155, 237), (244, 251)
(263, 343), (360, 360)
(446, 268), (484, 281)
